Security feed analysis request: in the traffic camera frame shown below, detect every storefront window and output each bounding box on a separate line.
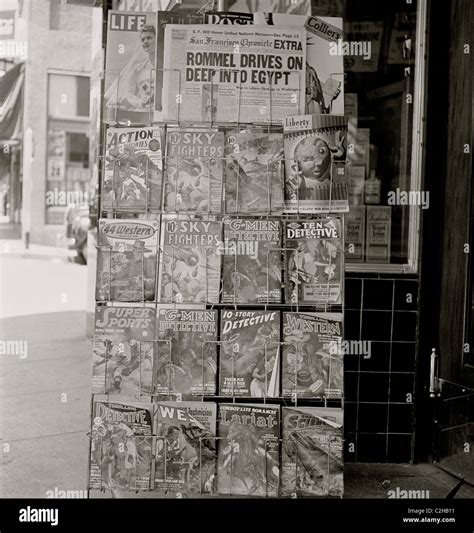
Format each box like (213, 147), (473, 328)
(342, 0), (425, 272)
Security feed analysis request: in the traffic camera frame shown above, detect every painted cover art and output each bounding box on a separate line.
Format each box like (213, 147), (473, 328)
(96, 219), (159, 302)
(224, 131), (284, 215)
(217, 403), (280, 496)
(159, 215), (222, 304)
(89, 401), (153, 491)
(219, 310), (280, 398)
(282, 312), (343, 399)
(104, 11), (156, 125)
(154, 308), (218, 398)
(92, 304), (155, 397)
(284, 114), (347, 213)
(163, 129), (224, 214)
(153, 401), (217, 495)
(102, 127), (163, 210)
(281, 407), (343, 497)
(221, 218), (281, 304)
(284, 217), (343, 305)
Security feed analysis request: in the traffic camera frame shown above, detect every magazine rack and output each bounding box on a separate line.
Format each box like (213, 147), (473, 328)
(89, 5), (346, 500)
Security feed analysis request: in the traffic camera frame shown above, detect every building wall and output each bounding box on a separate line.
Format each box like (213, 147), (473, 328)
(21, 0), (92, 245)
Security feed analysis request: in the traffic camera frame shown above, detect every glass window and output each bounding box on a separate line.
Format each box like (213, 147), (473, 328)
(48, 73), (90, 119)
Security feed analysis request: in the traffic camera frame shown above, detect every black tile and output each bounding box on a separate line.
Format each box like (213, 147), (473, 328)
(344, 432), (357, 462)
(357, 433), (387, 462)
(359, 341), (391, 372)
(448, 396), (469, 428)
(394, 280), (419, 311)
(344, 348), (359, 371)
(361, 311), (392, 341)
(363, 279), (394, 310)
(357, 403), (389, 433)
(392, 311), (417, 342)
(345, 277), (362, 310)
(344, 372), (359, 402)
(344, 402), (357, 432)
(387, 434), (413, 462)
(359, 372), (389, 403)
(391, 342), (416, 372)
(344, 310), (361, 341)
(389, 373), (415, 403)
(388, 404), (414, 433)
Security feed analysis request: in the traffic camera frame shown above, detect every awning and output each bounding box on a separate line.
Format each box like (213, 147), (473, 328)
(0, 63), (23, 146)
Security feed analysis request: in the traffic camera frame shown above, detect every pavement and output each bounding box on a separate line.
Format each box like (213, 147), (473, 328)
(0, 233), (473, 499)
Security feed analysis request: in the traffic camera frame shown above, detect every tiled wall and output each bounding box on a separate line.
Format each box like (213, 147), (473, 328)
(344, 276), (419, 463)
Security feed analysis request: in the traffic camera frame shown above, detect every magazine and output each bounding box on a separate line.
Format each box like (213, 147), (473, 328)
(104, 11), (157, 125)
(224, 130), (285, 215)
(154, 308), (218, 398)
(217, 403), (280, 496)
(102, 126), (163, 210)
(163, 128), (224, 214)
(283, 217), (343, 305)
(96, 218), (159, 302)
(161, 24), (306, 125)
(159, 215), (222, 304)
(283, 114), (348, 213)
(155, 12), (204, 114)
(206, 12), (344, 115)
(221, 218), (281, 303)
(281, 407), (343, 496)
(92, 304), (155, 397)
(219, 310), (280, 398)
(154, 401), (217, 495)
(282, 312), (343, 399)
(366, 205), (391, 263)
(345, 205), (366, 262)
(89, 401), (153, 491)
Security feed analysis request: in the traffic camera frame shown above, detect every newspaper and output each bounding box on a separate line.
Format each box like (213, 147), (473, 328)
(162, 24), (306, 125)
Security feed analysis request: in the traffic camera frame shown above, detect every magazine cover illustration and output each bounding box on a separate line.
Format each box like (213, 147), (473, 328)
(96, 219), (159, 302)
(282, 312), (343, 399)
(93, 304), (155, 397)
(159, 216), (222, 304)
(89, 401), (153, 491)
(281, 407), (343, 496)
(221, 218), (281, 304)
(217, 404), (280, 496)
(154, 308), (218, 398)
(219, 310), (280, 398)
(102, 127), (163, 210)
(224, 131), (284, 215)
(104, 11), (156, 124)
(162, 25), (306, 125)
(154, 401), (217, 495)
(163, 129), (224, 214)
(284, 217), (343, 305)
(284, 114), (348, 213)
(206, 12), (344, 115)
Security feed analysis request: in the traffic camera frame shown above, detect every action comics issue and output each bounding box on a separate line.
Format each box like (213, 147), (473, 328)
(221, 217), (282, 304)
(89, 401), (153, 492)
(153, 401), (217, 495)
(219, 310), (280, 398)
(224, 130), (285, 215)
(102, 126), (163, 211)
(96, 218), (159, 302)
(163, 128), (224, 214)
(104, 11), (157, 125)
(282, 312), (343, 399)
(159, 215), (222, 304)
(281, 407), (343, 497)
(284, 216), (343, 305)
(92, 304), (155, 397)
(153, 307), (218, 398)
(283, 114), (348, 213)
(217, 403), (280, 497)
